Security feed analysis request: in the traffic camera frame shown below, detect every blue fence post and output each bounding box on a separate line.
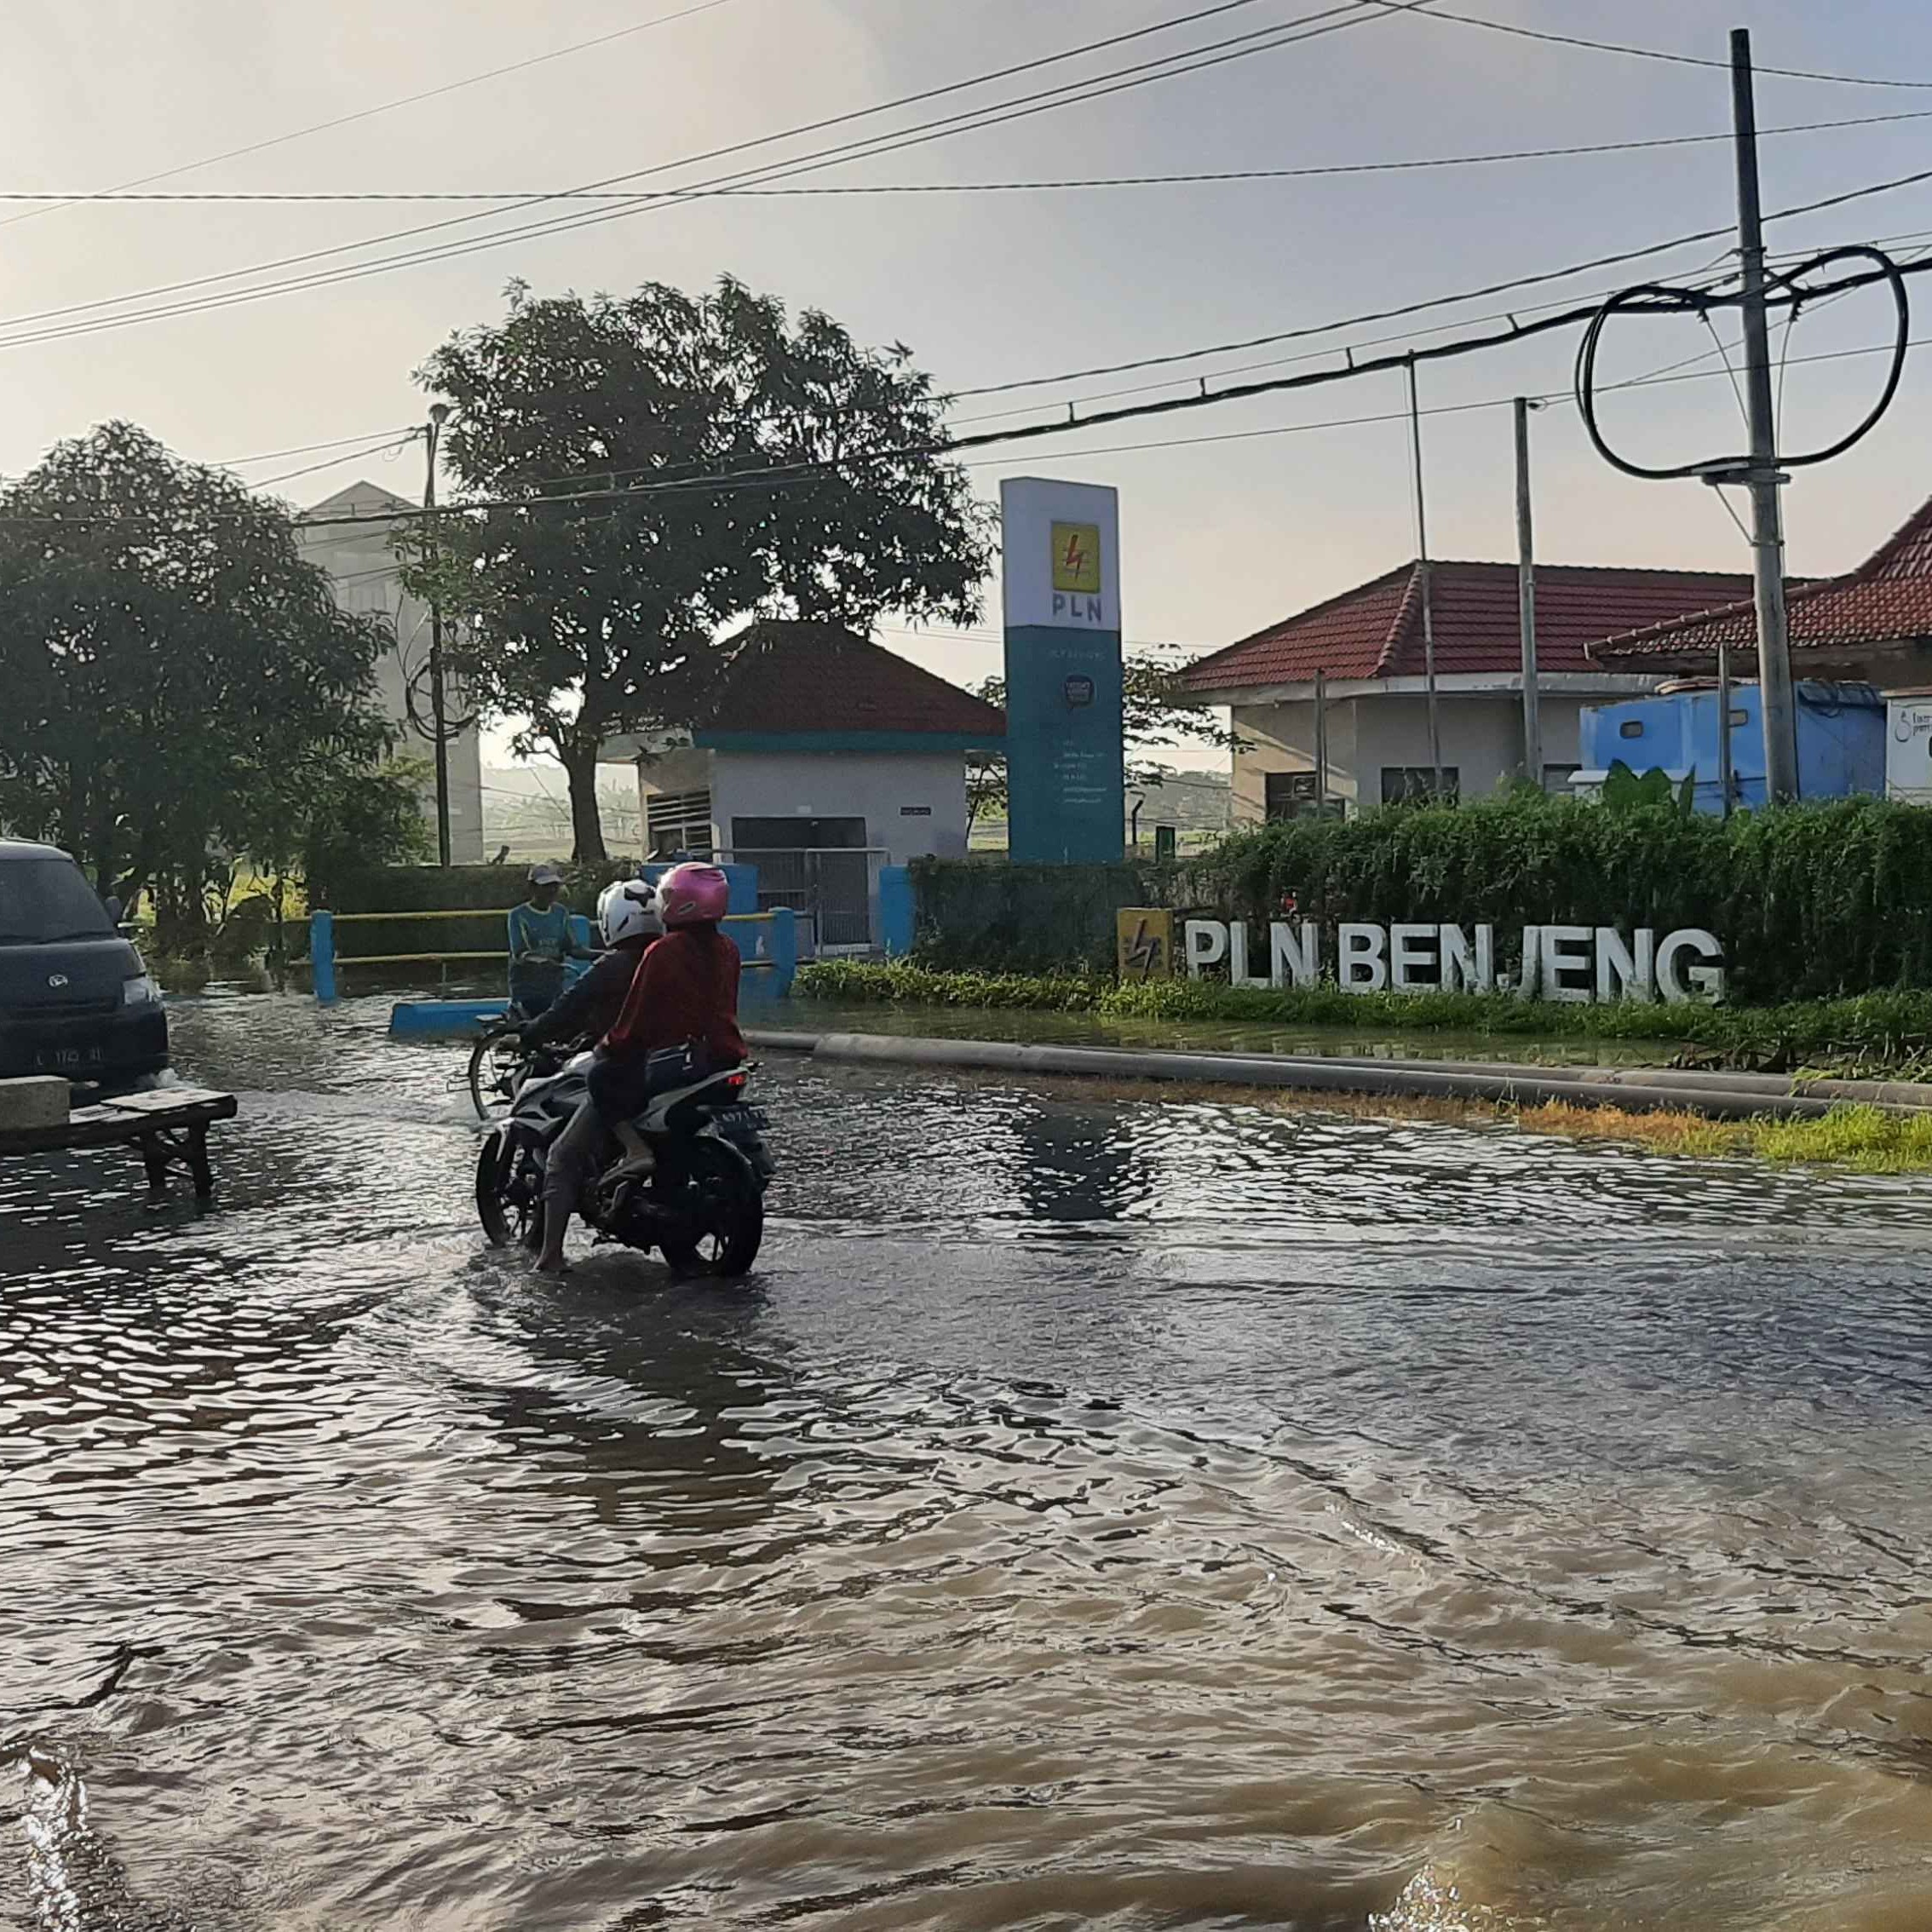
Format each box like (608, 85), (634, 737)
(769, 906), (797, 996)
(878, 865), (913, 958)
(311, 910), (338, 1005)
(722, 864), (759, 916)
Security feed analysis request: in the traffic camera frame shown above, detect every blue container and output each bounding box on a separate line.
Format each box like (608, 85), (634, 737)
(1580, 682), (1886, 812)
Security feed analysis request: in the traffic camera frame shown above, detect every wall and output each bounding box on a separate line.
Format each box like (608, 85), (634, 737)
(1233, 690), (1595, 821)
(297, 487), (486, 863)
(708, 749), (971, 861)
(1230, 697), (1360, 823)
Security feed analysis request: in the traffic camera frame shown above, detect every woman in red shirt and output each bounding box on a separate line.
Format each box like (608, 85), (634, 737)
(536, 864), (745, 1274)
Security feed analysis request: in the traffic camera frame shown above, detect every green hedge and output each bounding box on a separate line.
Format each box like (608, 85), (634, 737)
(912, 798), (1932, 1003)
(910, 857), (1198, 974)
(795, 958), (1932, 1069)
(1192, 795), (1932, 1004)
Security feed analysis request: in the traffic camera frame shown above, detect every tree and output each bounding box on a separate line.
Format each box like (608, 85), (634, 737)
(965, 657), (1245, 835)
(0, 423), (400, 937)
(409, 276), (994, 860)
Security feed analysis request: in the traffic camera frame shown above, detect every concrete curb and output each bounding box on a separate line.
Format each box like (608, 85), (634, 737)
(744, 1028), (1932, 1122)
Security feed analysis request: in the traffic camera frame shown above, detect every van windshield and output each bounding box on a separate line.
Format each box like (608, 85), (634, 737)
(0, 858), (114, 945)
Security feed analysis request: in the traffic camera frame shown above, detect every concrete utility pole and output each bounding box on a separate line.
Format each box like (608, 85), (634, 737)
(1406, 357), (1444, 796)
(1728, 26), (1800, 802)
(424, 403), (452, 867)
(1717, 641), (1735, 818)
(1314, 667), (1329, 814)
(1514, 397), (1541, 788)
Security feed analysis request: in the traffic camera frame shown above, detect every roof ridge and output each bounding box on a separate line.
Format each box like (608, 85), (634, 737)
(1187, 559), (1417, 674)
(1424, 557), (1753, 579)
(1853, 486), (1932, 581)
(705, 617), (1003, 735)
(1377, 561), (1426, 680)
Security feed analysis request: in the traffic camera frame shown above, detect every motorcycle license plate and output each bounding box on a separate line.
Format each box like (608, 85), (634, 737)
(712, 1106), (768, 1132)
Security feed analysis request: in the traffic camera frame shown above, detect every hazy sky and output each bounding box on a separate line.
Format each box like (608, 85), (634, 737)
(4, 0), (1930, 762)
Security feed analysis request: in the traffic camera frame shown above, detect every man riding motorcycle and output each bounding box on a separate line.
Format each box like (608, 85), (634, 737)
(534, 864), (745, 1275)
(519, 877), (663, 1056)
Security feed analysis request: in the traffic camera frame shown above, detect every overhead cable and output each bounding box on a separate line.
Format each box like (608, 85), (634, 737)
(0, 0), (742, 233)
(1358, 1), (1932, 89)
(0, 0), (1298, 332)
(0, 3), (1423, 349)
(6, 107), (1929, 203)
(952, 158), (1932, 396)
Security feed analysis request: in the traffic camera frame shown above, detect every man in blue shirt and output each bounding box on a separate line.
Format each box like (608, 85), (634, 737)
(507, 864), (591, 1016)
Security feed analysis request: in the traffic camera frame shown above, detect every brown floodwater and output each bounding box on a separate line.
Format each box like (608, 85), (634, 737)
(5, 990), (1932, 1930)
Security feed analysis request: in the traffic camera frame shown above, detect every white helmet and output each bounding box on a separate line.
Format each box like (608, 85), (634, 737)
(597, 877), (662, 948)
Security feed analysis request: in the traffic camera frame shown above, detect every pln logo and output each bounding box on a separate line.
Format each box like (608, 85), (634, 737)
(1050, 520), (1101, 595)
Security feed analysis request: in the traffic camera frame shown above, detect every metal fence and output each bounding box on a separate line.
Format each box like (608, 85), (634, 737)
(722, 848), (888, 954)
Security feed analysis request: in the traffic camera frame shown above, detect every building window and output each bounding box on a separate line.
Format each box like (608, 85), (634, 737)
(1541, 763), (1580, 796)
(729, 816), (867, 852)
(646, 788), (715, 860)
(1263, 770), (1320, 821)
(1381, 766), (1460, 805)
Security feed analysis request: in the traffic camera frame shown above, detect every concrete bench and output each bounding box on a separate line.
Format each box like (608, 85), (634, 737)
(0, 1084), (239, 1205)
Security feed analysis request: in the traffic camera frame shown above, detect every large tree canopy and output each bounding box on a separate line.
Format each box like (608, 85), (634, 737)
(0, 423), (404, 929)
(411, 275), (994, 860)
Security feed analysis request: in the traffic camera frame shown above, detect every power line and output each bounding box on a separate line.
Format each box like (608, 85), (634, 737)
(203, 274), (1932, 529)
(21, 207), (1926, 534)
(250, 434), (421, 489)
(0, 2), (1417, 350)
(313, 250), (1932, 515)
(7, 107), (1929, 203)
(952, 158), (1932, 397)
(0, 0), (742, 234)
(0, 0), (1287, 331)
(216, 426), (419, 468)
(1360, 1), (1932, 89)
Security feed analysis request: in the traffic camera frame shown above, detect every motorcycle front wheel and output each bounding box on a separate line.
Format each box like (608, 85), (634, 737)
(657, 1136), (763, 1278)
(476, 1127), (545, 1251)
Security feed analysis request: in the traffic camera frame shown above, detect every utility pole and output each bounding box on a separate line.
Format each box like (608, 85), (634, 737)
(1716, 641), (1735, 817)
(1406, 357), (1444, 796)
(424, 402), (452, 866)
(1514, 397), (1541, 788)
(1728, 26), (1800, 802)
(1313, 667), (1329, 815)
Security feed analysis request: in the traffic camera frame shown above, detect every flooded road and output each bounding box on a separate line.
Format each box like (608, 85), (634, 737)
(6, 992), (1932, 1931)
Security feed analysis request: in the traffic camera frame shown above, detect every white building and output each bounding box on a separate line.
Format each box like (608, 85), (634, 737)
(604, 620), (1005, 952)
(1182, 559), (1755, 819)
(297, 480), (486, 862)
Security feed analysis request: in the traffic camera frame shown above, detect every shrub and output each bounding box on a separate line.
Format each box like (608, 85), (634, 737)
(911, 796), (1932, 1003)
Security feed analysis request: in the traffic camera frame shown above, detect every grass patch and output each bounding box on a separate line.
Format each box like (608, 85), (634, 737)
(799, 960), (1932, 1073)
(1507, 1100), (1932, 1172)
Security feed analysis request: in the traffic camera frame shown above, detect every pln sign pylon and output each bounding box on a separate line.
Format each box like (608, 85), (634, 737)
(999, 477), (1124, 864)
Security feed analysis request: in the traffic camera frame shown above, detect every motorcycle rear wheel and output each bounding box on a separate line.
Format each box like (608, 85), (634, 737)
(476, 1128), (545, 1251)
(657, 1136), (763, 1278)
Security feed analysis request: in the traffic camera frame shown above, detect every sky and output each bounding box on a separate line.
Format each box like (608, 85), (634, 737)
(4, 0), (1932, 772)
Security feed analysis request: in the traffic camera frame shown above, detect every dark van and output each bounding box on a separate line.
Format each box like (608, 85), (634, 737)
(0, 839), (168, 1092)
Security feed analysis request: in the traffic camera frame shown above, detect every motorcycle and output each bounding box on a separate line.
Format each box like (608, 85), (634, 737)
(474, 1049), (775, 1276)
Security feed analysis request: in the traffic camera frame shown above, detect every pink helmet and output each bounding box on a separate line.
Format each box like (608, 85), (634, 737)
(657, 862), (730, 929)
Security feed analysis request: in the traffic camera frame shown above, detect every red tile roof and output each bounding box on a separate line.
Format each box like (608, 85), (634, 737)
(1593, 491), (1932, 665)
(1182, 561), (1755, 693)
(702, 619), (1005, 739)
